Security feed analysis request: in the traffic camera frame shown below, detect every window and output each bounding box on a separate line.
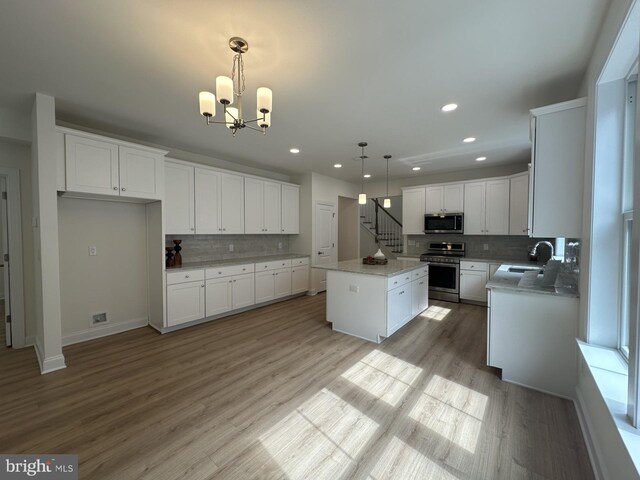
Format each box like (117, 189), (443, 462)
(620, 75), (637, 359)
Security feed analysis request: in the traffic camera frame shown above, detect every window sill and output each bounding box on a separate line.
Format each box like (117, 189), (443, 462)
(577, 340), (640, 474)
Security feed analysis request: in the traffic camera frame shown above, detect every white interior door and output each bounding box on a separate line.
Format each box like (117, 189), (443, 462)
(1, 178), (9, 346)
(315, 202), (336, 293)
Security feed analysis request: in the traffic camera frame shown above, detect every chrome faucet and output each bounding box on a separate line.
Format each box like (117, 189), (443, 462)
(529, 241), (554, 260)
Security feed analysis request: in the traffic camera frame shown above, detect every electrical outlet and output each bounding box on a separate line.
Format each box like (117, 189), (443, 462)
(91, 312), (107, 325)
(228, 244), (234, 252)
(483, 243), (489, 251)
(89, 246), (97, 256)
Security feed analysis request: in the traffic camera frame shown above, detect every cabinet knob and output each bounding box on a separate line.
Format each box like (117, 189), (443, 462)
(113, 187), (118, 190)
(190, 228), (195, 231)
(218, 271), (222, 274)
(201, 284), (204, 287)
(121, 188), (126, 191)
(470, 265), (474, 268)
(223, 228), (226, 231)
(185, 275), (190, 278)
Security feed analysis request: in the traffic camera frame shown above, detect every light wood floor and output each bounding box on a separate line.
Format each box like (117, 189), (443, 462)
(0, 295), (592, 480)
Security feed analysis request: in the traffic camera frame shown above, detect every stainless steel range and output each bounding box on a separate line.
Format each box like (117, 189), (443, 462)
(419, 242), (465, 303)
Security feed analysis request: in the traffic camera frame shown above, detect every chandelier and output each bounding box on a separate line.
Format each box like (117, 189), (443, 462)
(198, 37), (273, 136)
(358, 142), (368, 205)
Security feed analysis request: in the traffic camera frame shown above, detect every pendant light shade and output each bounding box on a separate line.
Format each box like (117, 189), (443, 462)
(358, 142), (368, 205)
(216, 76), (234, 105)
(383, 154), (392, 208)
(199, 91), (216, 117)
(256, 87), (273, 113)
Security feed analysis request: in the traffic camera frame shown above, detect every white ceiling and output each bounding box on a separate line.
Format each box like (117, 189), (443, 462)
(0, 0), (609, 182)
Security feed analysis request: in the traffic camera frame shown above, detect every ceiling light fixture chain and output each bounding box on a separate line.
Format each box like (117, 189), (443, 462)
(198, 36), (272, 137)
(383, 154), (392, 208)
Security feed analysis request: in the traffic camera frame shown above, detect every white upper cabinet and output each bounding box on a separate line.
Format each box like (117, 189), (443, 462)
(165, 161), (195, 235)
(245, 178), (282, 234)
(509, 173), (529, 236)
(64, 133), (164, 200)
(443, 184), (464, 212)
(281, 184), (300, 234)
(118, 146), (163, 199)
(464, 180), (509, 235)
(425, 186), (444, 214)
(194, 168), (221, 234)
(220, 173), (245, 234)
(529, 98), (586, 238)
(402, 187), (426, 234)
(485, 179), (510, 235)
(425, 184), (463, 214)
(463, 182), (486, 234)
(65, 135), (119, 196)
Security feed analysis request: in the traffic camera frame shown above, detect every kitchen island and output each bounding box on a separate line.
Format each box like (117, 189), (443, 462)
(314, 259), (429, 343)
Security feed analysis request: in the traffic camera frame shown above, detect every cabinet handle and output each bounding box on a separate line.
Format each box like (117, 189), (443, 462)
(470, 265), (474, 268)
(122, 187), (126, 191)
(223, 228), (226, 231)
(185, 275), (190, 278)
(399, 291), (404, 295)
(233, 280), (236, 283)
(190, 228), (195, 231)
(229, 280), (232, 283)
(113, 186), (118, 191)
(201, 284), (204, 287)
(218, 271), (222, 274)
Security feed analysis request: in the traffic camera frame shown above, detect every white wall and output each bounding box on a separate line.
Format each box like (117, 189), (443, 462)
(0, 139), (36, 343)
(576, 0), (639, 477)
(58, 198), (149, 343)
(364, 162), (528, 197)
(0, 106), (30, 143)
(31, 93), (65, 373)
(338, 196), (359, 261)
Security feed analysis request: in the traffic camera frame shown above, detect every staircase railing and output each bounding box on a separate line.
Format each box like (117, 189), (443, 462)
(360, 198), (404, 254)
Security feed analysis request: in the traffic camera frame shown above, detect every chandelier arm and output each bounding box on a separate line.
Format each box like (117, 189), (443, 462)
(224, 105), (239, 122)
(243, 116), (266, 124)
(206, 119), (237, 126)
(244, 124), (264, 133)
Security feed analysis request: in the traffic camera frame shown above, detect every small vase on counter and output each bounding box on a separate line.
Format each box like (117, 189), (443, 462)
(165, 247), (175, 268)
(173, 240), (182, 266)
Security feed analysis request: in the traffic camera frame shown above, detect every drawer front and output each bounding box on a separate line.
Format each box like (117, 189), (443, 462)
(167, 269), (205, 285)
(206, 263), (255, 279)
(255, 259), (292, 272)
(460, 261), (487, 272)
(387, 271), (413, 291)
(412, 265), (429, 280)
(291, 257), (310, 266)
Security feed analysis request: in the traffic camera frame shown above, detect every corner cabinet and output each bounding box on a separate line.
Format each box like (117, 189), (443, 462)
(529, 98), (586, 238)
(64, 132), (165, 200)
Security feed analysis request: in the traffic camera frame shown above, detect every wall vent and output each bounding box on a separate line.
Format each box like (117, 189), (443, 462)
(91, 312), (108, 325)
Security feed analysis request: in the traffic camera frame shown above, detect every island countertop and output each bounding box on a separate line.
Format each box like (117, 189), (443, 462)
(313, 259), (427, 277)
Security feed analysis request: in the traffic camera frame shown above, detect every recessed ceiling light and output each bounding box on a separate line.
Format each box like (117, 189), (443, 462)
(289, 148), (300, 154)
(334, 163), (342, 168)
(441, 103), (458, 112)
(412, 167), (421, 171)
(476, 156), (487, 162)
(363, 174), (371, 178)
(463, 137), (476, 143)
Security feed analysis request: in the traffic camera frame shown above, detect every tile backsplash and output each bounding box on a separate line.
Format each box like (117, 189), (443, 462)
(405, 234), (556, 262)
(166, 234), (290, 264)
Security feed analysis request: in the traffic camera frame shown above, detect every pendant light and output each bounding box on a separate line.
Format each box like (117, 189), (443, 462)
(358, 142), (368, 205)
(383, 155), (392, 208)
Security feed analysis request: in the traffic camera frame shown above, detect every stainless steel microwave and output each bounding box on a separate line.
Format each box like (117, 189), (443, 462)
(424, 213), (464, 234)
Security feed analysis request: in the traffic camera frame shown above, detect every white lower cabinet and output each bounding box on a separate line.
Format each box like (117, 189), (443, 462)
(232, 273), (255, 309)
(255, 270), (276, 303)
(460, 261), (488, 302)
(411, 276), (429, 316)
(273, 268), (292, 299)
(166, 257), (309, 330)
(205, 277), (233, 317)
(167, 281), (206, 327)
(291, 265), (310, 294)
(387, 284), (412, 336)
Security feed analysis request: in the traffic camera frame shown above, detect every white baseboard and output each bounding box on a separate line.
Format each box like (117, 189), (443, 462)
(34, 338), (66, 375)
(575, 387), (605, 480)
(62, 317), (148, 346)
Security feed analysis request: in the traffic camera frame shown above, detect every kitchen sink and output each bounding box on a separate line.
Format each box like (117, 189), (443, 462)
(508, 266), (544, 274)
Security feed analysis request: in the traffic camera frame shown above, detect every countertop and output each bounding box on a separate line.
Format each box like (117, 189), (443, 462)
(166, 253), (309, 271)
(486, 264), (579, 298)
(313, 259), (427, 277)
(397, 253), (543, 266)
